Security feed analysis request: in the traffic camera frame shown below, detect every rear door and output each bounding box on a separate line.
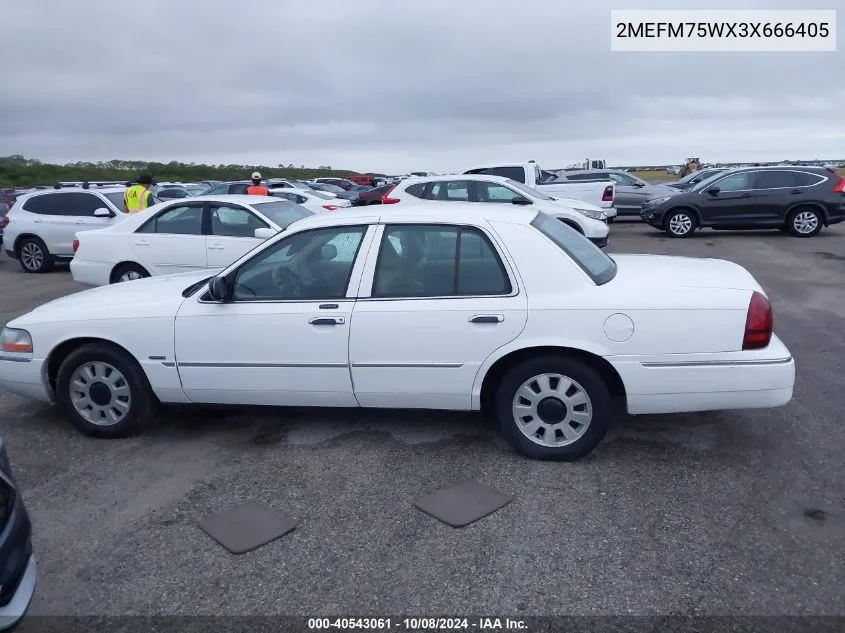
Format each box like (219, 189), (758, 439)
(131, 202), (208, 274)
(206, 203), (266, 267)
(53, 192), (108, 257)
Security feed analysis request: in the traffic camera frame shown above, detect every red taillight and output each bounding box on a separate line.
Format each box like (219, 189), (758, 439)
(602, 185), (614, 202)
(833, 175), (845, 193)
(381, 185), (400, 204)
(742, 291), (773, 350)
(72, 239), (79, 253)
(0, 214), (8, 228)
(322, 205), (341, 211)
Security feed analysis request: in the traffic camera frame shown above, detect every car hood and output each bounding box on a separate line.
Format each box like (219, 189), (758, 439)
(610, 254), (764, 293)
(14, 270), (221, 325)
(646, 184), (681, 197)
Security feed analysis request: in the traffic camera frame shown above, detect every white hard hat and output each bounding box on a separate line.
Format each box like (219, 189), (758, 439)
(251, 172), (261, 180)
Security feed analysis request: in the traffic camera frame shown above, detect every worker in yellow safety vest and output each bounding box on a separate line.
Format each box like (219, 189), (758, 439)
(124, 173), (155, 214)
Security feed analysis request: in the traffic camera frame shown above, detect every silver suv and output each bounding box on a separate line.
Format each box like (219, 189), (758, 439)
(3, 185), (129, 273)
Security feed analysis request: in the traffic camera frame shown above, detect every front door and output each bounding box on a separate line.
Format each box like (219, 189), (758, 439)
(609, 173), (650, 214)
(698, 171), (763, 226)
(349, 223), (528, 410)
(130, 202), (208, 275)
(174, 224), (375, 406)
(206, 203), (266, 268)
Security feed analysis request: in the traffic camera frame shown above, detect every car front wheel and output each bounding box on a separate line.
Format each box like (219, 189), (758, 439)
(56, 342), (157, 437)
(786, 207), (823, 237)
(664, 209), (697, 237)
(494, 355), (616, 461)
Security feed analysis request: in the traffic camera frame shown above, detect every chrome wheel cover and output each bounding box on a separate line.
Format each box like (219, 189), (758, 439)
(668, 213), (693, 235)
(511, 373), (593, 447)
(20, 242), (44, 270)
(792, 211), (819, 234)
(69, 361), (132, 426)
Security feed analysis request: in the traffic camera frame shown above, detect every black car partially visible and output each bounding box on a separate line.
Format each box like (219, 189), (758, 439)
(641, 166), (845, 238)
(0, 438), (36, 631)
(665, 168), (727, 191)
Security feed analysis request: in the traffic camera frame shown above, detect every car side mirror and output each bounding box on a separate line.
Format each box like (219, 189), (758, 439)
(320, 244), (337, 260)
(208, 276), (232, 302)
(93, 207), (115, 218)
(706, 187), (720, 195)
(254, 228), (276, 239)
(633, 182), (646, 188)
(511, 197), (532, 205)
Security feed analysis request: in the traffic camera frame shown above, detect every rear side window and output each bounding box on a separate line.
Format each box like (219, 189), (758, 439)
(428, 181), (470, 201)
(531, 212), (617, 285)
(404, 183), (426, 199)
(228, 184), (249, 194)
(23, 192), (102, 216)
(792, 171), (825, 187)
(22, 194), (65, 215)
(137, 204), (205, 235)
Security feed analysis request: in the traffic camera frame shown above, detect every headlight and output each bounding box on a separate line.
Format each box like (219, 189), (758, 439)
(0, 327), (33, 354)
(574, 208), (606, 220)
(647, 197), (671, 206)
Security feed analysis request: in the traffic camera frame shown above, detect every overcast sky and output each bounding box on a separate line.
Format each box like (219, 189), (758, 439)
(3, 0), (843, 173)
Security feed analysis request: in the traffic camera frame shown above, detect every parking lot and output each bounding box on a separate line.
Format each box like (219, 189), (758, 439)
(2, 219), (844, 617)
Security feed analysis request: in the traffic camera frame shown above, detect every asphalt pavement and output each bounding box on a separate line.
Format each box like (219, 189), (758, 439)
(1, 220), (843, 617)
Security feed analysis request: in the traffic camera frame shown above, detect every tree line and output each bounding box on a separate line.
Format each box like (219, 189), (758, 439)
(0, 155), (361, 188)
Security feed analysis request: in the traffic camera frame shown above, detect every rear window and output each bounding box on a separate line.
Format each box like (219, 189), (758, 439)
(530, 212), (617, 285)
(251, 200), (313, 228)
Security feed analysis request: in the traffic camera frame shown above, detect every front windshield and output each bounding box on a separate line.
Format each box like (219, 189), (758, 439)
(252, 200), (313, 228)
(689, 171), (728, 192)
(506, 179), (554, 201)
(530, 211), (617, 285)
(318, 183), (345, 194)
(104, 191), (126, 209)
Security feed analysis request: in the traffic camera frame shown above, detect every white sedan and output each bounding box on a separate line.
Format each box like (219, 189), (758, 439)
(383, 174), (613, 245)
(70, 195), (313, 286)
(269, 188), (352, 213)
(0, 204), (795, 461)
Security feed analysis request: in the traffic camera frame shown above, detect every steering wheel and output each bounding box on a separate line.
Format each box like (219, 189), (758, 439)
(271, 266), (301, 296)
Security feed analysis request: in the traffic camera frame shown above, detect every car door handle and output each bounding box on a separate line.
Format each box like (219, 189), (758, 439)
(790, 189), (802, 194)
(32, 219), (44, 223)
(207, 243), (225, 250)
(74, 220), (87, 224)
(469, 314), (504, 324)
(132, 239), (150, 246)
(309, 317), (345, 325)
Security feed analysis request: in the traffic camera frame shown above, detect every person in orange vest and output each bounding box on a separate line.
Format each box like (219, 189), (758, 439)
(124, 173), (155, 214)
(246, 172), (270, 195)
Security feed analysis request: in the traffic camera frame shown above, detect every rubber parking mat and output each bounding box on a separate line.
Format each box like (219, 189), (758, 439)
(414, 481), (513, 527)
(199, 501), (298, 554)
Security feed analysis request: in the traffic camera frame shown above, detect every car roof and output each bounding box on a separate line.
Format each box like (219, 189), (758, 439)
(291, 201), (539, 228)
(185, 194), (283, 204)
(397, 174), (514, 184)
(15, 186), (126, 202)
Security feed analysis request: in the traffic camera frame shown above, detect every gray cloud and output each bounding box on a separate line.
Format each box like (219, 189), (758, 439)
(2, 0), (842, 172)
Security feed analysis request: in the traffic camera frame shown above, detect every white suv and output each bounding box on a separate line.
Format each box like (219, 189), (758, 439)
(382, 174), (611, 247)
(3, 186), (129, 273)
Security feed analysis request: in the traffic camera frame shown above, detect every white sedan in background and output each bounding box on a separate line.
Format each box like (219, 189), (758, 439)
(70, 195), (313, 286)
(382, 174), (612, 246)
(2, 204), (794, 461)
(269, 188), (352, 213)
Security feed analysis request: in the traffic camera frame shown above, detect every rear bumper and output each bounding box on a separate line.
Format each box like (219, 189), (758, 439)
(69, 258), (111, 287)
(610, 334), (795, 415)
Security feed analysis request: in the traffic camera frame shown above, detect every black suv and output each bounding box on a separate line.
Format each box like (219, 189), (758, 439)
(0, 438), (36, 630)
(641, 166), (845, 238)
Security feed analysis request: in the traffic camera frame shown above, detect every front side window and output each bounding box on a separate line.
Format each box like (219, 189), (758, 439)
(428, 181), (470, 201)
(137, 204), (204, 234)
(210, 205), (268, 237)
(372, 224), (511, 297)
(62, 192), (104, 216)
(228, 183), (249, 194)
(206, 184), (229, 195)
(530, 212), (616, 285)
(609, 172), (638, 186)
(231, 226), (367, 301)
(475, 182), (521, 203)
(710, 172), (756, 192)
(104, 191), (127, 210)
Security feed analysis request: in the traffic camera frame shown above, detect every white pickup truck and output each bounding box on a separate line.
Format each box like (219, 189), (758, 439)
(462, 162), (616, 215)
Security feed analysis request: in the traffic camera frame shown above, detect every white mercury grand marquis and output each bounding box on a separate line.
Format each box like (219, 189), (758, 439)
(0, 203), (795, 460)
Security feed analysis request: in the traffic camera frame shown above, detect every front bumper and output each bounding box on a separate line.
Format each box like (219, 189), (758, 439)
(590, 235), (609, 248)
(0, 358), (52, 403)
(640, 206), (664, 226)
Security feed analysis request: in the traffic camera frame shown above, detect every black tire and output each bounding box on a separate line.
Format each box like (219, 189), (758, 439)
(493, 355), (616, 461)
(17, 236), (53, 273)
(664, 209), (697, 238)
(56, 342), (157, 438)
(785, 207), (823, 238)
(111, 262), (150, 284)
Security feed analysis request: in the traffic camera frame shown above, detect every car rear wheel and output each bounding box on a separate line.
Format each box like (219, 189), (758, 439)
(494, 355), (615, 461)
(17, 237), (53, 273)
(112, 263), (150, 283)
(664, 209), (697, 238)
(56, 342), (157, 438)
(786, 207), (822, 237)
